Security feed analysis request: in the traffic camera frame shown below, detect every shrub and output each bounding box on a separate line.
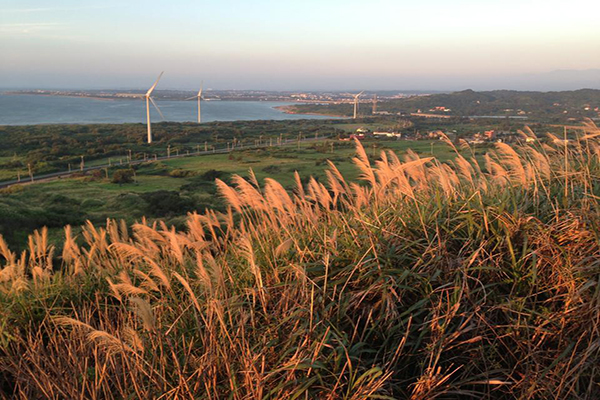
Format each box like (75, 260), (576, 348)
(200, 169), (228, 181)
(111, 169), (134, 184)
(140, 190), (197, 217)
(168, 169), (196, 178)
(262, 165), (281, 174)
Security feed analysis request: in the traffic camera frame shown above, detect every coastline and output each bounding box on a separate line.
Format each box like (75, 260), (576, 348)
(274, 105), (346, 118)
(1, 93), (129, 102)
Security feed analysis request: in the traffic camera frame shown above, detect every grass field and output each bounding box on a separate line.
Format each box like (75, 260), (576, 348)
(2, 122), (600, 398)
(0, 138), (471, 249)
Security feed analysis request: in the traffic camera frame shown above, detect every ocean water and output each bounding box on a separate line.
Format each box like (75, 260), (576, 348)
(0, 94), (332, 125)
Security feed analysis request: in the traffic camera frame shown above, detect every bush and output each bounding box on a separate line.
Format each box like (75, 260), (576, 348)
(89, 169), (106, 181)
(140, 190), (197, 217)
(200, 169), (228, 181)
(262, 165), (281, 174)
(111, 169), (135, 184)
(168, 169), (196, 178)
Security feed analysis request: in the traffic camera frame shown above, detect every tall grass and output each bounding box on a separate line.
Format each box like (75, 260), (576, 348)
(2, 121), (600, 398)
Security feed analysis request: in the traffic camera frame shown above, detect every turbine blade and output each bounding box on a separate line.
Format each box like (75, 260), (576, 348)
(149, 97), (165, 120)
(146, 71), (164, 96)
(184, 96), (197, 101)
(198, 81), (204, 97)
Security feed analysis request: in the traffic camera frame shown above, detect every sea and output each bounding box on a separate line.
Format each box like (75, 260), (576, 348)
(0, 94), (333, 125)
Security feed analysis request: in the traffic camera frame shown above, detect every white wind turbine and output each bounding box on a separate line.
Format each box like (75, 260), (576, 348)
(185, 81), (204, 123)
(352, 91), (364, 119)
(145, 72), (165, 144)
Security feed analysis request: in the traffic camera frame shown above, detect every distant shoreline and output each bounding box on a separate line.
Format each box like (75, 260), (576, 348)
(274, 105), (346, 118)
(3, 92), (308, 103)
(1, 92), (136, 102)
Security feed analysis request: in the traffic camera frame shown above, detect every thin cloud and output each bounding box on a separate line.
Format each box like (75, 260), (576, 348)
(0, 22), (65, 34)
(3, 5), (118, 13)
(0, 23), (63, 27)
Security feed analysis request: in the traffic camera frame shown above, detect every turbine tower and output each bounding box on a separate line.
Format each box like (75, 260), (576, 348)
(372, 94), (377, 114)
(186, 82), (204, 123)
(145, 72), (165, 144)
(353, 91), (364, 119)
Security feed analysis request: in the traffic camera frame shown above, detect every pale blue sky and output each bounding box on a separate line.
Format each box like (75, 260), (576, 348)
(1, 0), (599, 90)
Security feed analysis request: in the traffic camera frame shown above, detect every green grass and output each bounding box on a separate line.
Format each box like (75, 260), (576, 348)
(0, 138), (486, 251)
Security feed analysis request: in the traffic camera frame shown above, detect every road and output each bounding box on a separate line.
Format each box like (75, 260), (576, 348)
(0, 137), (327, 189)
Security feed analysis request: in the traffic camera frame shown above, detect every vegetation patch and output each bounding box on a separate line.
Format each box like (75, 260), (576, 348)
(2, 122), (600, 398)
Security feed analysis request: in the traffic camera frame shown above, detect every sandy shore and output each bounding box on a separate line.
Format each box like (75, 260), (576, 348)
(274, 105), (346, 118)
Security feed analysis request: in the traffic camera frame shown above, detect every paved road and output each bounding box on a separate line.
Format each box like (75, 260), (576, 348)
(0, 137), (327, 189)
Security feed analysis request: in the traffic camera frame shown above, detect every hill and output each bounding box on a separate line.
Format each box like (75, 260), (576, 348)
(287, 89), (600, 120)
(2, 122), (600, 398)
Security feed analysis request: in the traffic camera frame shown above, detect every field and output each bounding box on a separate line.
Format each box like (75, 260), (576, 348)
(2, 119), (600, 398)
(0, 138), (464, 250)
(0, 119), (348, 182)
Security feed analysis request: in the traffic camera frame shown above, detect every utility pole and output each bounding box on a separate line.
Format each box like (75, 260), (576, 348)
(80, 156), (84, 171)
(68, 163), (71, 172)
(17, 172), (21, 182)
(28, 163), (33, 182)
(167, 145), (171, 158)
(372, 94), (377, 114)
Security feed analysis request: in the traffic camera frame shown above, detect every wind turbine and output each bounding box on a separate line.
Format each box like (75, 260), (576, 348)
(352, 91), (364, 119)
(185, 81), (204, 123)
(145, 72), (165, 144)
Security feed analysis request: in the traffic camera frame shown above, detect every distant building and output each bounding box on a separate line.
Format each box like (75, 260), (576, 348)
(469, 130), (499, 144)
(483, 130), (496, 140)
(429, 106), (451, 112)
(373, 131), (402, 138)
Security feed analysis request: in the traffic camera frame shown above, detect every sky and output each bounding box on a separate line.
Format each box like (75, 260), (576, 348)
(1, 0), (600, 91)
